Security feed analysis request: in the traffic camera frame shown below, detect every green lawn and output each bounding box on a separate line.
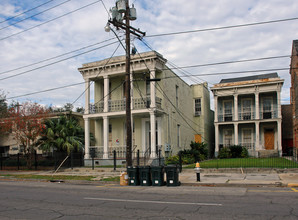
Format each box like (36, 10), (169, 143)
(0, 174), (96, 181)
(185, 157), (298, 169)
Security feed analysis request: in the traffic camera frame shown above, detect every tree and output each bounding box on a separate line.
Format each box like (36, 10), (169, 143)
(63, 103), (74, 112)
(38, 116), (84, 154)
(0, 102), (50, 169)
(0, 90), (8, 118)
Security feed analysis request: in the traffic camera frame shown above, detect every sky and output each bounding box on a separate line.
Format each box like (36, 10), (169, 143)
(0, 0), (297, 110)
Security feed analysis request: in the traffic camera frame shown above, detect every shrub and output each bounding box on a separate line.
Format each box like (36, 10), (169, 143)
(229, 145), (243, 158)
(165, 155), (179, 165)
(241, 147), (249, 158)
(218, 147), (231, 159)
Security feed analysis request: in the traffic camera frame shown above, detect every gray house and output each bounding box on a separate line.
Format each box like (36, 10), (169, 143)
(211, 73), (284, 157)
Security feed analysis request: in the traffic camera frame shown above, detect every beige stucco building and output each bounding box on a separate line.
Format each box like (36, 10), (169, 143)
(78, 51), (214, 164)
(211, 73), (284, 157)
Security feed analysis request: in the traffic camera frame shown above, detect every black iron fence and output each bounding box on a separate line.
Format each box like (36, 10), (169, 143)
(0, 151), (84, 170)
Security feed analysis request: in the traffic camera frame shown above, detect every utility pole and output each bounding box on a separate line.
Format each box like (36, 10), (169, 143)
(105, 0), (145, 167)
(124, 0), (132, 167)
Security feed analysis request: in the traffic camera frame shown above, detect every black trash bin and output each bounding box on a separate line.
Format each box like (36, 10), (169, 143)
(165, 165), (180, 187)
(127, 166), (140, 186)
(139, 166), (151, 186)
(151, 166), (165, 186)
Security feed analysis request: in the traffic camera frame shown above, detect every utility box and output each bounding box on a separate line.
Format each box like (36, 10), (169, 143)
(151, 166), (165, 186)
(139, 166), (151, 186)
(165, 165), (180, 187)
(127, 166), (140, 186)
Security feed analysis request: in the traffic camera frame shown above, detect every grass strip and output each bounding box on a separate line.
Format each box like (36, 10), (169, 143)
(0, 174), (96, 181)
(100, 176), (120, 182)
(185, 158), (298, 169)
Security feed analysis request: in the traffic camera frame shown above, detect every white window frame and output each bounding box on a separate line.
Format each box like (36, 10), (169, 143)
(223, 100), (233, 121)
(194, 98), (201, 116)
(242, 128), (253, 144)
(223, 129), (233, 147)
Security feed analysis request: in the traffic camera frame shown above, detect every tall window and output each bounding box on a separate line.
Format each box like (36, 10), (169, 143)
(194, 98), (201, 116)
(223, 100), (233, 121)
(242, 128), (252, 148)
(263, 97), (272, 119)
(146, 80), (150, 97)
(242, 98), (252, 120)
(176, 85), (179, 107)
(223, 129), (233, 147)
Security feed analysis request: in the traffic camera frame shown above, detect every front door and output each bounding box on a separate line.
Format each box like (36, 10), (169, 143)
(264, 130), (274, 150)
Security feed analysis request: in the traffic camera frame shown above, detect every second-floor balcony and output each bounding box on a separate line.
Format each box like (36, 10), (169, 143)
(217, 106), (278, 122)
(89, 97), (162, 114)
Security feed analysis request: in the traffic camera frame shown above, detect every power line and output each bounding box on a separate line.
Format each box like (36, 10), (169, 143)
(6, 82), (85, 100)
(0, 40), (119, 81)
(0, 0), (101, 42)
(72, 43), (121, 106)
(0, 0), (54, 24)
(0, 0), (71, 32)
(146, 17), (298, 38)
(0, 37), (116, 76)
(163, 67), (292, 79)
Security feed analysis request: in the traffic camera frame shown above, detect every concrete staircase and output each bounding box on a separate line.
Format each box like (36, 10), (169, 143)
(258, 150), (279, 158)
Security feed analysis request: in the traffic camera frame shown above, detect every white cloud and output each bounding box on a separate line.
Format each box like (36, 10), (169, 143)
(0, 0), (296, 110)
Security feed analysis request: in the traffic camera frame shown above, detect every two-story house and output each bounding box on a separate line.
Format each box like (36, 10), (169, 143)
(78, 51), (214, 165)
(211, 73), (284, 157)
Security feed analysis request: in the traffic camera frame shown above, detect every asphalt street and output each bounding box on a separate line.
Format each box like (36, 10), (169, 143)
(0, 180), (297, 219)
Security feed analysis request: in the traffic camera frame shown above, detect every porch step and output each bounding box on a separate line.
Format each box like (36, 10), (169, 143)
(258, 150), (279, 158)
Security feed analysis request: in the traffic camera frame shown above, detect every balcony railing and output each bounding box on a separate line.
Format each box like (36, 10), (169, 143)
(238, 111), (255, 120)
(218, 108), (278, 122)
(218, 113), (233, 122)
(89, 97), (162, 114)
(259, 109), (278, 119)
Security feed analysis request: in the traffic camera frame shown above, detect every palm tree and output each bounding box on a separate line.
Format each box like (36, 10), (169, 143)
(38, 116), (84, 154)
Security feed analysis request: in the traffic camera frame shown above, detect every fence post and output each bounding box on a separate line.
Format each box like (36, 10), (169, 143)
(17, 153), (20, 170)
(54, 151), (57, 170)
(34, 151), (37, 170)
(158, 149), (161, 166)
(0, 153), (2, 170)
(137, 150), (140, 166)
(113, 150), (116, 171)
(70, 151), (74, 170)
(179, 151), (182, 172)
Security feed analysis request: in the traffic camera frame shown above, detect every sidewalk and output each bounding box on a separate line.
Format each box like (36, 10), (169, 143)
(1, 167), (298, 187)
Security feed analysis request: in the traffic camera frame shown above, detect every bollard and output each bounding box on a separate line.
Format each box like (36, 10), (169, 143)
(194, 162), (201, 182)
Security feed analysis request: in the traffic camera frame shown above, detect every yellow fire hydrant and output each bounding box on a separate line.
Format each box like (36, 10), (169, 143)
(194, 162), (201, 182)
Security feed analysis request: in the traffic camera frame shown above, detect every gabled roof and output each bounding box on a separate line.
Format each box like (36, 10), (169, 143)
(219, 73), (278, 83)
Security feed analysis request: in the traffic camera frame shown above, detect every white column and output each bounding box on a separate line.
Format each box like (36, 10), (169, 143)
(214, 95), (218, 123)
(103, 116), (109, 159)
(150, 112), (156, 158)
(150, 69), (156, 108)
(255, 122), (260, 151)
(277, 120), (282, 155)
(215, 124), (219, 157)
(255, 92), (259, 120)
(234, 94), (238, 121)
(85, 79), (90, 114)
(104, 76), (109, 113)
(234, 123), (238, 145)
(84, 118), (90, 159)
(277, 90), (281, 118)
